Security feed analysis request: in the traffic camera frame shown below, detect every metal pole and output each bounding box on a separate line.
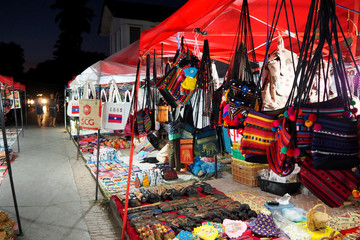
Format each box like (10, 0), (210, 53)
(12, 86), (20, 153)
(20, 92), (24, 137)
(64, 89), (67, 130)
(0, 95), (23, 236)
(76, 118), (80, 160)
(95, 129), (101, 201)
(95, 83), (101, 201)
(24, 91), (27, 126)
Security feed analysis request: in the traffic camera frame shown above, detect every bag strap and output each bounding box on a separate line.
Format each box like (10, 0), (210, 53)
(83, 79), (97, 99)
(72, 88), (80, 101)
(100, 88), (108, 102)
(109, 80), (122, 103)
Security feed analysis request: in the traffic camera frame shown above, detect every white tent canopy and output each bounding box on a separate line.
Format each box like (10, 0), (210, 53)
(69, 60), (146, 89)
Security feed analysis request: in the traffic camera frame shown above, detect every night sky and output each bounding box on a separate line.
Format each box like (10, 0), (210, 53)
(0, 0), (109, 70)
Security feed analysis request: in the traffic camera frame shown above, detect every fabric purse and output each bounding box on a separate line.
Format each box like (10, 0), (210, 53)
(261, 35), (298, 110)
(311, 115), (360, 170)
(79, 80), (102, 130)
(299, 158), (360, 208)
(222, 127), (232, 154)
(156, 105), (169, 122)
(67, 89), (80, 117)
(267, 118), (296, 176)
(296, 97), (345, 150)
(195, 128), (220, 157)
(101, 81), (131, 130)
(161, 166), (178, 180)
(241, 110), (276, 156)
(180, 139), (194, 164)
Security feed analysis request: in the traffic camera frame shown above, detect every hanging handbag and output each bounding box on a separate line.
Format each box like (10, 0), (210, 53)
(311, 115), (360, 170)
(101, 81), (131, 130)
(180, 138), (194, 164)
(222, 127), (232, 154)
(299, 158), (360, 208)
(241, 110), (277, 156)
(267, 118), (296, 176)
(79, 80), (102, 130)
(67, 88), (80, 117)
(261, 35), (298, 110)
(195, 127), (221, 157)
(156, 105), (169, 123)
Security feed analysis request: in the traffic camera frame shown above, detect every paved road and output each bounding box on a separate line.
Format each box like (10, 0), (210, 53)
(0, 124), (120, 239)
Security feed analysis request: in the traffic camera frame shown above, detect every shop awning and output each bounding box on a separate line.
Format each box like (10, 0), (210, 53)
(138, 0), (360, 62)
(0, 75), (14, 86)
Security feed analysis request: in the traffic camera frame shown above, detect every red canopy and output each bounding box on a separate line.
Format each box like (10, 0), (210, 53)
(0, 75), (14, 86)
(139, 0), (360, 63)
(106, 40), (141, 65)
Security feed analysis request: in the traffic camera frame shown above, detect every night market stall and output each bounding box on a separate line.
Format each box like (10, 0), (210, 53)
(66, 0), (360, 239)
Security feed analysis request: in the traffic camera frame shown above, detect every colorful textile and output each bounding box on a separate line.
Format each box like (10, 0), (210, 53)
(241, 110), (276, 155)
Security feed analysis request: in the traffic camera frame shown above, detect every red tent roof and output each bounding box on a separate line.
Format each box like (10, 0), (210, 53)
(0, 75), (14, 86)
(139, 0), (360, 62)
(106, 40), (141, 65)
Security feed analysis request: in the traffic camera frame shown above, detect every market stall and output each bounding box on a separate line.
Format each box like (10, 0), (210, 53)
(65, 0), (360, 239)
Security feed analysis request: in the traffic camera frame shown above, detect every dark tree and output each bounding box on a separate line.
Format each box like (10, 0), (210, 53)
(51, 0), (94, 58)
(0, 42), (25, 77)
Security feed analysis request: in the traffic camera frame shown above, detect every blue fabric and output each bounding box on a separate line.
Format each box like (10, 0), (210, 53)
(222, 127), (232, 153)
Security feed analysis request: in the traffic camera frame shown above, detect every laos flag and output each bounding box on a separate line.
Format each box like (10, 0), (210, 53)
(108, 114), (122, 123)
(72, 106), (79, 114)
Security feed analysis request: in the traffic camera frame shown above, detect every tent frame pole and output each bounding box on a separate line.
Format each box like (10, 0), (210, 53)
(20, 91), (24, 138)
(0, 92), (23, 236)
(95, 83), (102, 201)
(12, 86), (20, 153)
(64, 89), (67, 131)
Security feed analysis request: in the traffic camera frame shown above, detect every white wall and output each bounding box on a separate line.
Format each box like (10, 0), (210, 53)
(109, 18), (159, 55)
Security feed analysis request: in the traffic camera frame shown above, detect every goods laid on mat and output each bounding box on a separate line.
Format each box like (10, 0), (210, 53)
(111, 181), (347, 240)
(0, 128), (22, 148)
(0, 150), (14, 185)
(86, 147), (145, 197)
(0, 211), (16, 240)
(76, 133), (131, 153)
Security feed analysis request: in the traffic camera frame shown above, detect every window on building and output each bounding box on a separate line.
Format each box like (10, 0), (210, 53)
(129, 26), (141, 44)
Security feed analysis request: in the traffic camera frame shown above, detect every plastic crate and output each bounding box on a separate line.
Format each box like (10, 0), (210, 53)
(258, 177), (302, 196)
(231, 162), (269, 187)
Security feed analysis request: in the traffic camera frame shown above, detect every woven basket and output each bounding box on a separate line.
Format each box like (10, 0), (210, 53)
(307, 204), (332, 231)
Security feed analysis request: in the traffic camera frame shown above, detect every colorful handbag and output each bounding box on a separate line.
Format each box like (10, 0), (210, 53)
(156, 105), (169, 122)
(299, 158), (360, 208)
(241, 110), (276, 156)
(267, 118), (296, 176)
(222, 127), (232, 154)
(195, 128), (221, 157)
(311, 115), (360, 170)
(67, 89), (80, 117)
(296, 97), (345, 150)
(180, 139), (194, 164)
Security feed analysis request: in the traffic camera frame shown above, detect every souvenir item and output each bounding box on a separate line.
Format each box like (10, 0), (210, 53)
(307, 204), (332, 232)
(101, 81), (131, 130)
(249, 209), (280, 237)
(222, 219), (247, 238)
(299, 158), (360, 208)
(180, 139), (194, 164)
(311, 116), (359, 170)
(79, 80), (102, 130)
(241, 110), (276, 156)
(67, 89), (80, 117)
(195, 128), (220, 157)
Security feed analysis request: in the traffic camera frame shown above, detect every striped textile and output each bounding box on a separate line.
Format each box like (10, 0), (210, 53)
(267, 120), (296, 176)
(241, 110), (276, 155)
(311, 116), (359, 170)
(299, 158), (360, 208)
(296, 98), (345, 150)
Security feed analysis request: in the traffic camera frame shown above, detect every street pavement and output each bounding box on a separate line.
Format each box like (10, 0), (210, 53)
(0, 108), (120, 239)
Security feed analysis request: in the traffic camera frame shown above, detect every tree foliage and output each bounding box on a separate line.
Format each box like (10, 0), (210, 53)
(0, 42), (25, 77)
